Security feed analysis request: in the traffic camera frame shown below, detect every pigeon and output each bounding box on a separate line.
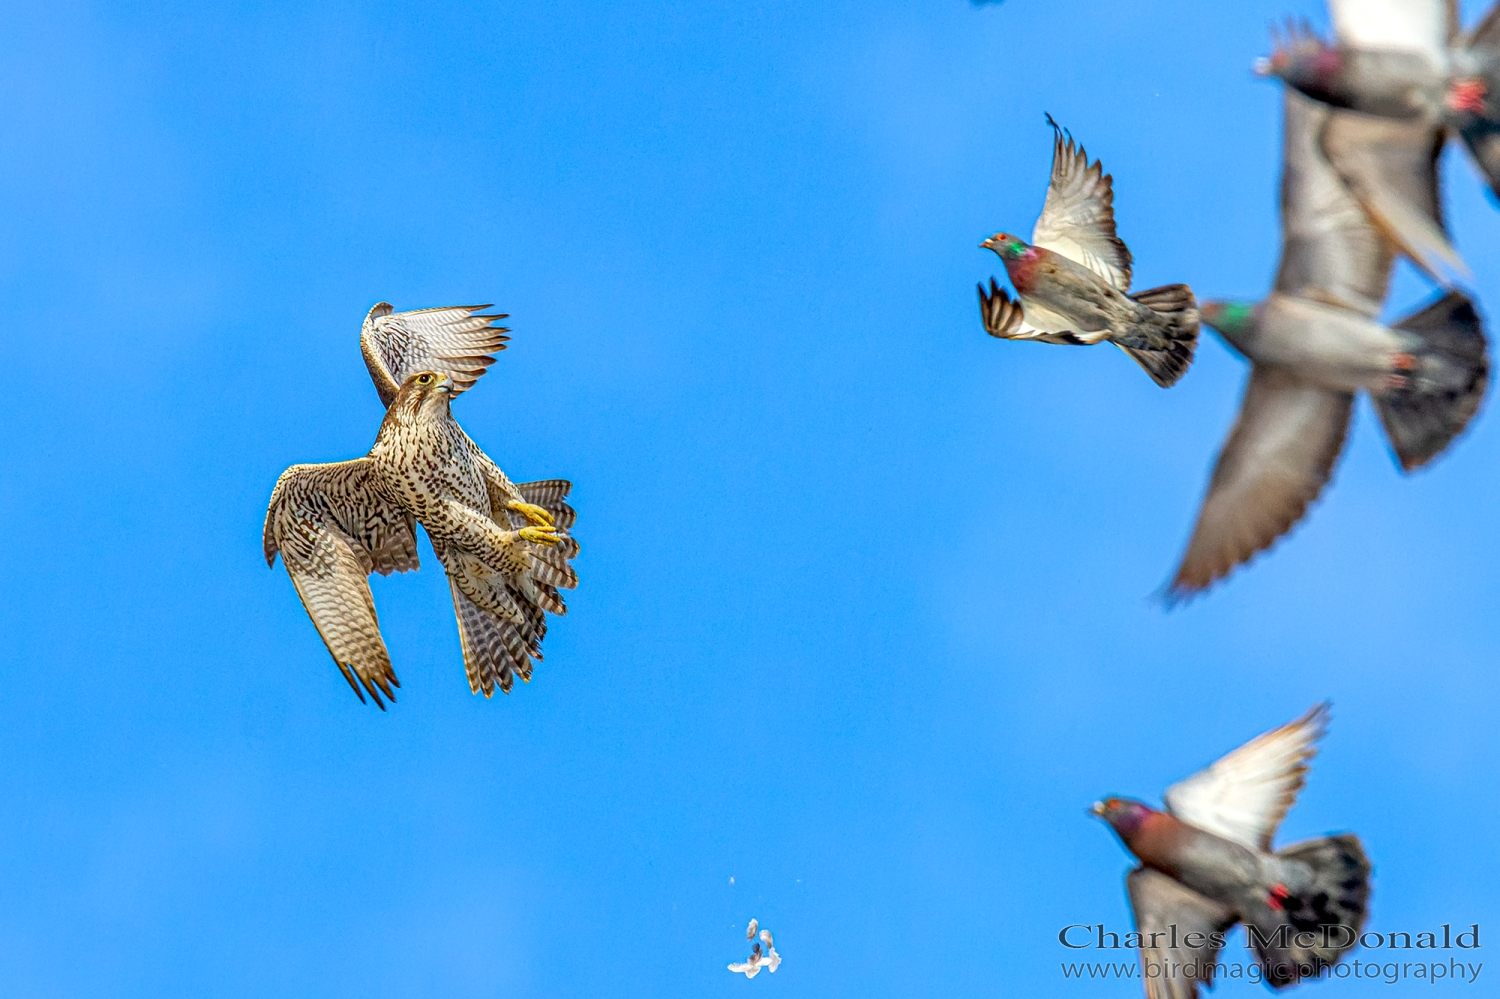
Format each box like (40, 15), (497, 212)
(978, 115), (1201, 387)
(1262, 0), (1500, 220)
(729, 920), (781, 978)
(1093, 703), (1371, 998)
(1166, 91), (1487, 599)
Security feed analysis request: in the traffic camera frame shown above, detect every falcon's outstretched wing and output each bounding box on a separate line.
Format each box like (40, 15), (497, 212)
(1164, 703), (1330, 852)
(263, 458), (418, 708)
(1030, 115), (1133, 292)
(360, 302), (511, 408)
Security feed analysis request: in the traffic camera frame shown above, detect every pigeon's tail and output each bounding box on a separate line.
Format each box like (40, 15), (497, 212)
(1458, 119), (1500, 201)
(1120, 283), (1200, 388)
(1244, 834), (1371, 987)
(1374, 290), (1488, 471)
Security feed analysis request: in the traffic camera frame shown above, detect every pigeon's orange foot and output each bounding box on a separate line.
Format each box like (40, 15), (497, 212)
(1392, 351), (1417, 371)
(1446, 78), (1488, 115)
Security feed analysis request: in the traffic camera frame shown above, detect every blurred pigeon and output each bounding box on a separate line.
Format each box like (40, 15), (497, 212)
(1093, 703), (1371, 998)
(729, 920), (781, 978)
(1263, 0), (1500, 226)
(1167, 91), (1487, 599)
(978, 116), (1201, 387)
(728, 950), (764, 979)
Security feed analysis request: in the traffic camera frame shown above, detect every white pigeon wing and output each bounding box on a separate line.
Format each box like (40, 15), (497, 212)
(1163, 703), (1330, 852)
(1029, 117), (1133, 292)
(1329, 0), (1451, 59)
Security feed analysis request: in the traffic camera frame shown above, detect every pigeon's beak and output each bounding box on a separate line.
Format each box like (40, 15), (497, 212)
(1089, 801), (1106, 818)
(980, 236), (999, 251)
(1252, 56), (1273, 77)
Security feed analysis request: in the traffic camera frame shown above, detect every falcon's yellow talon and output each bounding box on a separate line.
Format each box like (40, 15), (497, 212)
(518, 525), (561, 545)
(508, 501), (554, 526)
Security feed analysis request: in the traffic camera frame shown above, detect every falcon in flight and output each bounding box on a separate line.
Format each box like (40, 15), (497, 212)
(264, 303), (579, 708)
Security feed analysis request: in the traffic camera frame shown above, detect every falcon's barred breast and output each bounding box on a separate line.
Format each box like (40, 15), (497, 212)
(265, 305), (578, 708)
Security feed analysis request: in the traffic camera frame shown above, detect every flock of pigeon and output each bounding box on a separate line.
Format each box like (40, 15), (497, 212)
(256, 0), (1497, 992)
(981, 0), (1496, 601)
(976, 0), (1496, 994)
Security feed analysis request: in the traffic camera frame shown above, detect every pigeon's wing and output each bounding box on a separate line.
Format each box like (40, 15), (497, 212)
(263, 459), (420, 708)
(360, 303), (511, 407)
(1030, 116), (1133, 292)
(1276, 92), (1394, 316)
(1126, 867), (1237, 999)
(976, 278), (1089, 344)
(1168, 366), (1352, 598)
(1464, 0), (1500, 49)
(1164, 703), (1330, 852)
(1320, 107), (1468, 285)
(1329, 0), (1451, 58)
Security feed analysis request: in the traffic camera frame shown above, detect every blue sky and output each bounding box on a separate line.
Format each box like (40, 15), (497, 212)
(2, 0), (1498, 995)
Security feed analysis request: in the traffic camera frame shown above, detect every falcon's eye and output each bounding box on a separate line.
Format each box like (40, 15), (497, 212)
(417, 374), (433, 385)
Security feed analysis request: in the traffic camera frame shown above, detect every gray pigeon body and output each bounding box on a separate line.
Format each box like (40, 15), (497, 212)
(1166, 91), (1487, 599)
(978, 117), (1199, 387)
(1266, 0), (1500, 205)
(1094, 704), (1371, 998)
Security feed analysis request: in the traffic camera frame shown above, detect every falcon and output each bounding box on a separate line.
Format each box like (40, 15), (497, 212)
(1167, 91), (1487, 599)
(1093, 703), (1371, 999)
(977, 115), (1200, 387)
(264, 304), (579, 707)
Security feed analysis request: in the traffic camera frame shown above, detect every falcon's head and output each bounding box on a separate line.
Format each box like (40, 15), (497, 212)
(389, 371), (454, 423)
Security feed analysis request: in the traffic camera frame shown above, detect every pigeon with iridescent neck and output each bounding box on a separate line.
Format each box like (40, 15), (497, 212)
(1261, 0), (1500, 227)
(1093, 703), (1371, 999)
(1166, 91), (1486, 600)
(977, 116), (1200, 387)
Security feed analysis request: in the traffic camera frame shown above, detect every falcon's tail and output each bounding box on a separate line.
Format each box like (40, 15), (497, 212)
(1375, 290), (1488, 471)
(449, 579), (546, 697)
(1121, 283), (1200, 388)
(1246, 834), (1372, 987)
(516, 479), (577, 530)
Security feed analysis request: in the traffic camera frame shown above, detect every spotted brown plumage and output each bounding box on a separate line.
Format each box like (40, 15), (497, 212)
(265, 371), (578, 707)
(976, 115), (1200, 387)
(360, 302), (511, 408)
